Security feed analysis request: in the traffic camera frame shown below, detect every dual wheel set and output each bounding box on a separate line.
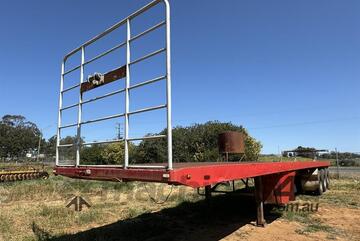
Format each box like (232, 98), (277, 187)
(298, 168), (330, 196)
(316, 168), (330, 195)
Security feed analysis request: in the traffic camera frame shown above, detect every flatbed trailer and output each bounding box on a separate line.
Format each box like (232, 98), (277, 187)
(55, 161), (329, 188)
(55, 161), (330, 226)
(55, 0), (331, 226)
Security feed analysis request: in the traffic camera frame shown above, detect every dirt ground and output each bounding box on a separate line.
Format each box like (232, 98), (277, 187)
(224, 204), (360, 241)
(0, 176), (359, 241)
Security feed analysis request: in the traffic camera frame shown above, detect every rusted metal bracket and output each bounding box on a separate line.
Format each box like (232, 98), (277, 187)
(81, 65), (126, 93)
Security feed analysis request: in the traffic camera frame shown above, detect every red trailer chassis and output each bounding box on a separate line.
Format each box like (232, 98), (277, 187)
(54, 160), (330, 226)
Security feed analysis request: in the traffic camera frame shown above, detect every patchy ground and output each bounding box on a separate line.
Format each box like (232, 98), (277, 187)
(0, 174), (359, 241)
(224, 203), (360, 241)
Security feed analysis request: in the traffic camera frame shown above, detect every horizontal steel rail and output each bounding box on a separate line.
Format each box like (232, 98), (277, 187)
(60, 103), (78, 111)
(130, 21), (166, 42)
(63, 0), (164, 60)
(82, 139), (123, 146)
(62, 83), (80, 93)
(59, 139), (123, 148)
(59, 123), (77, 129)
(129, 75), (166, 90)
(127, 134), (166, 141)
(82, 88), (126, 105)
(63, 65), (81, 76)
(84, 41), (127, 66)
(127, 165), (167, 169)
(128, 104), (166, 116)
(56, 164), (76, 167)
(78, 164), (124, 168)
(81, 113), (125, 125)
(78, 19), (166, 68)
(61, 103), (164, 129)
(130, 48), (166, 66)
(58, 143), (75, 147)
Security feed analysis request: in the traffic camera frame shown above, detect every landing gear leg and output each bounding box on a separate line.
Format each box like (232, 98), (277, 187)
(205, 185), (212, 201)
(254, 177), (266, 227)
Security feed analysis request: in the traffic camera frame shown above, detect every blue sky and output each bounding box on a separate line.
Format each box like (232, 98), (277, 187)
(0, 0), (359, 154)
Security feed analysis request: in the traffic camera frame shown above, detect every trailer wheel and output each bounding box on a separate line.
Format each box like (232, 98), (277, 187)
(320, 168), (327, 192)
(323, 169), (328, 191)
(316, 169), (324, 195)
(325, 168), (330, 190)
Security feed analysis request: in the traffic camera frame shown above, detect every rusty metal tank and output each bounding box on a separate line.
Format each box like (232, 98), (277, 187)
(218, 131), (245, 154)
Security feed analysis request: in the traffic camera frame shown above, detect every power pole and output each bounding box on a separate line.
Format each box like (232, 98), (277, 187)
(335, 148), (340, 179)
(115, 123), (123, 139)
(37, 131), (42, 162)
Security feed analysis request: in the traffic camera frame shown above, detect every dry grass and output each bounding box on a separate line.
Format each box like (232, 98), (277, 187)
(0, 172), (359, 241)
(0, 174), (201, 241)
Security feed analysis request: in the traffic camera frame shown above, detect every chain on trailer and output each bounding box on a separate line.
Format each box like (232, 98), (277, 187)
(56, 0), (173, 170)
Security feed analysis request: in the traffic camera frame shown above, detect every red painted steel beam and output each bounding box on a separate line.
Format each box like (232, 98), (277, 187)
(168, 161), (330, 188)
(54, 161), (330, 188)
(54, 166), (168, 183)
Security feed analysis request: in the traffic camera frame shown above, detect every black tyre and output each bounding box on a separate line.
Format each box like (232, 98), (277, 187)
(316, 169), (324, 195)
(325, 168), (330, 190)
(320, 169), (327, 192)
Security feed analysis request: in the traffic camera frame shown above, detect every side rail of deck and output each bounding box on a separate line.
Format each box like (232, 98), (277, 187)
(56, 0), (173, 169)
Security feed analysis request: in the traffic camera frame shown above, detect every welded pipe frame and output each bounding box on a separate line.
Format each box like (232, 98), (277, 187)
(56, 0), (173, 170)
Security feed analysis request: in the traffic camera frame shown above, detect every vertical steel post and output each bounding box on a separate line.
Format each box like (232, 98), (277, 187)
(56, 61), (65, 166)
(254, 176), (266, 227)
(124, 19), (131, 168)
(76, 47), (85, 167)
(37, 131), (42, 162)
(164, 0), (173, 170)
(335, 148), (340, 179)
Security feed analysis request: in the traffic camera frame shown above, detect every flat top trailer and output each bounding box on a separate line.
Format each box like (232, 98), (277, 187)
(55, 161), (329, 188)
(54, 0), (330, 226)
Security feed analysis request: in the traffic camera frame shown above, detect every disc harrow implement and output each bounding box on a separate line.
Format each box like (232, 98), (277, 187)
(0, 166), (49, 182)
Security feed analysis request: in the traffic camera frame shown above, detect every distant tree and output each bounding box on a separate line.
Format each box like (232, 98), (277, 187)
(55, 135), (84, 161)
(0, 115), (41, 159)
(321, 151), (360, 160)
(80, 142), (135, 165)
(133, 121), (262, 163)
(101, 142), (127, 164)
(43, 135), (57, 157)
(44, 121), (262, 165)
(81, 144), (106, 164)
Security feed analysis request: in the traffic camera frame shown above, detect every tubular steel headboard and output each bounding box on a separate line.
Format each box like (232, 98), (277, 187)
(56, 0), (173, 169)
